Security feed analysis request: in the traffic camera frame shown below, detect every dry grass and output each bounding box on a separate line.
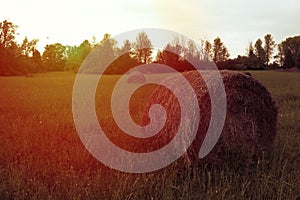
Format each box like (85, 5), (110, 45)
(0, 71), (299, 199)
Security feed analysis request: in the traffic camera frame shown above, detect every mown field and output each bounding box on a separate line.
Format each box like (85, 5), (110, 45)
(0, 71), (299, 199)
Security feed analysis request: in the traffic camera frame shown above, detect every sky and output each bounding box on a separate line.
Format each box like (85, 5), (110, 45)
(2, 0), (300, 58)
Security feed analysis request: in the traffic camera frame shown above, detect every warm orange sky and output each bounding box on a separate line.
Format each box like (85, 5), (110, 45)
(2, 0), (300, 58)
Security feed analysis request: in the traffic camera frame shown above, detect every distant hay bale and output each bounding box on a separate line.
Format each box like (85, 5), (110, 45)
(127, 70), (146, 84)
(25, 73), (33, 77)
(142, 70), (277, 167)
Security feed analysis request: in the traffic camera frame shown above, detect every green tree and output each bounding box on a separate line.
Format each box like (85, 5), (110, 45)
(66, 45), (80, 71)
(42, 43), (66, 71)
(264, 34), (276, 65)
(66, 40), (92, 72)
(133, 32), (153, 64)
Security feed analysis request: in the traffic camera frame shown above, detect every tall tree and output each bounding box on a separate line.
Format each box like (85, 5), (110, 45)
(243, 41), (264, 69)
(264, 34), (276, 65)
(133, 32), (153, 64)
(32, 49), (42, 71)
(186, 39), (200, 62)
(213, 37), (229, 63)
(275, 43), (285, 67)
(254, 39), (266, 65)
(204, 40), (213, 61)
(247, 41), (254, 57)
(99, 33), (116, 61)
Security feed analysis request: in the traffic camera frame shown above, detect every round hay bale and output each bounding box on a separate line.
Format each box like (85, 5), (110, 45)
(127, 70), (146, 84)
(142, 70), (277, 167)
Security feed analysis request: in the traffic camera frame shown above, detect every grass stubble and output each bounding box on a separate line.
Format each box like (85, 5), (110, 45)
(0, 71), (299, 199)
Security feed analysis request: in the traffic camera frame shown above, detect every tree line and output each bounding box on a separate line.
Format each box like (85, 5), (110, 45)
(0, 20), (299, 75)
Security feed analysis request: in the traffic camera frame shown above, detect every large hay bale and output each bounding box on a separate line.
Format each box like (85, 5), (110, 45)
(142, 70), (277, 166)
(127, 70), (146, 84)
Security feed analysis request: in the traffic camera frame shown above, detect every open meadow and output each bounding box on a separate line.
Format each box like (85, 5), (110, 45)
(0, 71), (299, 199)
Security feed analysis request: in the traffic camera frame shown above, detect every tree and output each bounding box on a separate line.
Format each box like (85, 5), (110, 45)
(246, 41), (254, 57)
(155, 35), (217, 72)
(18, 37), (41, 73)
(243, 41), (262, 69)
(221, 46), (230, 61)
(20, 36), (39, 58)
(118, 39), (132, 56)
(0, 20), (18, 75)
(133, 32), (153, 64)
(91, 35), (98, 48)
(254, 39), (266, 66)
(66, 40), (92, 71)
(198, 39), (205, 60)
(0, 20), (17, 50)
(186, 39), (200, 62)
(42, 43), (66, 71)
(0, 20), (44, 75)
(81, 33), (120, 74)
(212, 37), (229, 63)
(32, 49), (43, 71)
(275, 43), (284, 67)
(264, 34), (276, 65)
(99, 33), (116, 61)
(155, 43), (183, 72)
(66, 45), (80, 71)
(107, 40), (139, 74)
(278, 36), (300, 69)
(204, 40), (213, 61)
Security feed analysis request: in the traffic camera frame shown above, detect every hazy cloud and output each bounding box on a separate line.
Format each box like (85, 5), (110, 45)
(1, 0), (299, 57)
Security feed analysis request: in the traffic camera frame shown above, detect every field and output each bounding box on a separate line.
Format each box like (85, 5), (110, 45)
(0, 71), (299, 199)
